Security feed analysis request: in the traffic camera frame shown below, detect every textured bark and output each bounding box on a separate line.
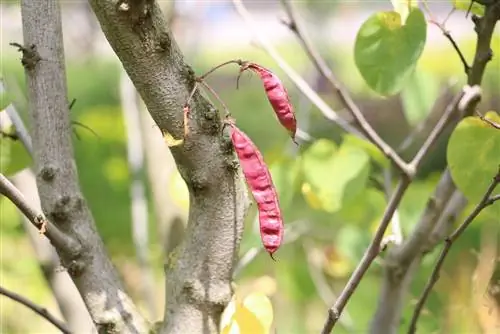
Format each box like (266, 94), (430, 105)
(88, 1), (249, 333)
(19, 0), (148, 332)
(11, 169), (96, 334)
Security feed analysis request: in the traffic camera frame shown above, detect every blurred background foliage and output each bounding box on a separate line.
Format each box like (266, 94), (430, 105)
(1, 1), (499, 333)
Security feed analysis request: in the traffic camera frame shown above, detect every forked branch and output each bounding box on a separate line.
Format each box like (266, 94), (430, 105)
(279, 0), (413, 177)
(408, 166), (500, 333)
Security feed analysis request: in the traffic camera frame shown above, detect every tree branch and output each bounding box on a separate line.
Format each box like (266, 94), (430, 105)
(87, 1), (250, 333)
(321, 178), (412, 333)
(0, 285), (72, 334)
(370, 2), (500, 330)
(11, 170), (96, 333)
(279, 0), (413, 177)
(408, 167), (500, 333)
(18, 0), (148, 331)
(231, 0), (363, 138)
(320, 83), (480, 333)
(0, 173), (79, 252)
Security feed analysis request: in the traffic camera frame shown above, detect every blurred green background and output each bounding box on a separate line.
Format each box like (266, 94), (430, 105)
(1, 1), (499, 333)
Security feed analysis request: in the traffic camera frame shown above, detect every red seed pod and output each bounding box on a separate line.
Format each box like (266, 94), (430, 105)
(241, 63), (297, 144)
(229, 122), (284, 258)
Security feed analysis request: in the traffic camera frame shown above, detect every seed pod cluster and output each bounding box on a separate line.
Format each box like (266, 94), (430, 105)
(240, 63), (297, 144)
(229, 122), (284, 259)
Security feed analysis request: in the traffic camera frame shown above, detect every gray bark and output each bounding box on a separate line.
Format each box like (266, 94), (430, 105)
(19, 0), (148, 332)
(11, 169), (96, 334)
(88, 1), (250, 333)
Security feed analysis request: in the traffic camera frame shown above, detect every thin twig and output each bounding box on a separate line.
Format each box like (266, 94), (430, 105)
(408, 166), (500, 333)
(321, 178), (411, 333)
(198, 59), (244, 80)
(197, 79), (231, 116)
(421, 3), (470, 74)
(476, 111), (500, 129)
(0, 285), (72, 334)
(0, 173), (78, 252)
(231, 0), (363, 138)
(409, 85), (481, 170)
(0, 80), (33, 156)
(279, 0), (413, 177)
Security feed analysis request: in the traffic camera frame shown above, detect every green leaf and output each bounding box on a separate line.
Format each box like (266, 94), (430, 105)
(0, 136), (32, 176)
(452, 0), (484, 16)
(447, 113), (500, 218)
(354, 8), (427, 96)
(301, 139), (370, 213)
(0, 90), (12, 111)
(342, 134), (389, 168)
(400, 70), (440, 125)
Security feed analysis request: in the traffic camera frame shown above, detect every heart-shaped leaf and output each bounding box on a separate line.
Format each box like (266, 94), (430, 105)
(354, 8), (427, 96)
(447, 112), (500, 218)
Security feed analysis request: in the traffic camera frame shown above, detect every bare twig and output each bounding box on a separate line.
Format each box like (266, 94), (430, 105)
(197, 79), (232, 116)
(11, 170), (96, 333)
(231, 0), (363, 138)
(198, 59), (244, 80)
(0, 173), (79, 252)
(321, 179), (411, 333)
(0, 285), (72, 334)
(0, 81), (33, 155)
(477, 111), (500, 129)
(421, 3), (470, 74)
(279, 0), (413, 177)
(408, 167), (500, 333)
(371, 3), (500, 333)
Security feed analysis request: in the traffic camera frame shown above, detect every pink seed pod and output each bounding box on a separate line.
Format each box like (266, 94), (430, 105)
(241, 63), (297, 144)
(228, 122), (284, 259)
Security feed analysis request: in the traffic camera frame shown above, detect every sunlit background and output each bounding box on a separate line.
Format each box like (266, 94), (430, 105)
(1, 1), (499, 333)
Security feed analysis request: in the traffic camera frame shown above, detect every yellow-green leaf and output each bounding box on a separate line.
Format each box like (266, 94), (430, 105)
(447, 113), (500, 218)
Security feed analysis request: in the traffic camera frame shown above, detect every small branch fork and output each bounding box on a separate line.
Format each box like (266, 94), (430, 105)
(0, 285), (72, 334)
(229, 1), (488, 332)
(408, 166), (500, 334)
(320, 86), (481, 333)
(421, 1), (470, 74)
